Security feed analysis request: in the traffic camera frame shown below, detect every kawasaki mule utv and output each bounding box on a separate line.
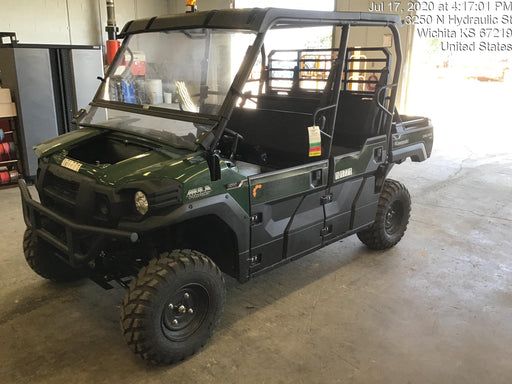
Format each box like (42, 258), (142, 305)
(19, 7), (433, 364)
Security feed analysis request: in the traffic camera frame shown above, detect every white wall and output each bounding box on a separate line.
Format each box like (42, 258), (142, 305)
(0, 0), (170, 46)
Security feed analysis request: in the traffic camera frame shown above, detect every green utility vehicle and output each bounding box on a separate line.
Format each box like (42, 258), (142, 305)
(19, 8), (433, 364)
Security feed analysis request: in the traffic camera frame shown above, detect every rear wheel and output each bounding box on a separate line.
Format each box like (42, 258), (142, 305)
(23, 228), (83, 282)
(357, 179), (411, 250)
(120, 249), (225, 364)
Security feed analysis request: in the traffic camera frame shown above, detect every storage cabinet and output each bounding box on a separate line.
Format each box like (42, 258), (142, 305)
(0, 32), (104, 179)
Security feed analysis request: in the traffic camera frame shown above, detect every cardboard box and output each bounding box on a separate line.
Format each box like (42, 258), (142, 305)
(0, 88), (12, 104)
(0, 102), (17, 118)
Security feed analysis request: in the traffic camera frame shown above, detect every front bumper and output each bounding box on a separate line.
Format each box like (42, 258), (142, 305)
(19, 179), (138, 267)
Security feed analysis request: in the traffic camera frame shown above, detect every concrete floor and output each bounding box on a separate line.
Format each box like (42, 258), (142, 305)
(1, 78), (511, 383)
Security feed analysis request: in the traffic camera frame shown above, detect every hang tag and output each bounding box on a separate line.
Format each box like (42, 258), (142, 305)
(308, 126), (322, 157)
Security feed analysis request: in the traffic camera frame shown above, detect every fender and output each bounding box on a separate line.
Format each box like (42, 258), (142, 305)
(118, 192), (251, 258)
(390, 142), (428, 163)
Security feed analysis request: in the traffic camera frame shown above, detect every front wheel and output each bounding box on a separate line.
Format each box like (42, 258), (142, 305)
(120, 249), (225, 364)
(357, 179), (411, 250)
(23, 228), (83, 282)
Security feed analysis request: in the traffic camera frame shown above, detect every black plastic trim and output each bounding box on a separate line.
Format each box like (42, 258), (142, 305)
(391, 143), (427, 163)
(117, 193), (251, 257)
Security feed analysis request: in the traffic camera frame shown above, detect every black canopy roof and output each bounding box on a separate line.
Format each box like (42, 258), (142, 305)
(118, 7), (402, 38)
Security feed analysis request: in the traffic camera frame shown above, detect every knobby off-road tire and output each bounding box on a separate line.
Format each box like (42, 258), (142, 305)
(23, 228), (83, 282)
(357, 179), (411, 250)
(120, 250), (226, 364)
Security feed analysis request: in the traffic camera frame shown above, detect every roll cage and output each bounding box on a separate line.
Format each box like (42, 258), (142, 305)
(89, 8), (403, 160)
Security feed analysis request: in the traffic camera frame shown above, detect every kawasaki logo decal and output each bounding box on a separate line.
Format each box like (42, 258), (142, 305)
(335, 168), (353, 180)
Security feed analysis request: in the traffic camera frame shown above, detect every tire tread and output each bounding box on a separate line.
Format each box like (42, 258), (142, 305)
(120, 249), (225, 365)
(23, 229), (82, 282)
(357, 179), (411, 250)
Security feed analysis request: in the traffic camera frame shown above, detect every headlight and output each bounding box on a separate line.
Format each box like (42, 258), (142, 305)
(134, 191), (149, 215)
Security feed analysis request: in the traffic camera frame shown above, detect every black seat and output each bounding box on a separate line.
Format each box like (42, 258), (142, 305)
(332, 69), (389, 150)
(225, 108), (314, 169)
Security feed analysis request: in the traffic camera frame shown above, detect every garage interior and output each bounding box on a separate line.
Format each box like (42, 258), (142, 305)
(1, 0), (511, 383)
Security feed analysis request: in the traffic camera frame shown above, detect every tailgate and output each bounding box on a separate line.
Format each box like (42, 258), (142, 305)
(390, 115), (433, 163)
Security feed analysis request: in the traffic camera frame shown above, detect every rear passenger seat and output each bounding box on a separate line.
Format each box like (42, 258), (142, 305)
(226, 107), (315, 169)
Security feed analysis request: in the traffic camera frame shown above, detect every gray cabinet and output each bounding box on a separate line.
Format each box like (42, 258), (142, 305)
(0, 36), (103, 178)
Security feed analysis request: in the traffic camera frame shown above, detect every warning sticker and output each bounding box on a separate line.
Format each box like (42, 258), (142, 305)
(308, 126), (322, 157)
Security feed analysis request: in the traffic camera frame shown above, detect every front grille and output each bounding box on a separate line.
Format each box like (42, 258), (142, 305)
(38, 164), (183, 226)
(39, 167), (118, 226)
(43, 172), (80, 217)
(43, 172), (80, 208)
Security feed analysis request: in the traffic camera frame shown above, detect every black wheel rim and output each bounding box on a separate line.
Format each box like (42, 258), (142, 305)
(385, 201), (404, 235)
(161, 284), (210, 342)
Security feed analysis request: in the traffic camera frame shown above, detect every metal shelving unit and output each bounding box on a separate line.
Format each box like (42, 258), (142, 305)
(0, 116), (23, 188)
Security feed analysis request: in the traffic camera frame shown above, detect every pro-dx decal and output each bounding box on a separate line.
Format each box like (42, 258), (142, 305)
(186, 185), (212, 200)
(225, 180), (245, 190)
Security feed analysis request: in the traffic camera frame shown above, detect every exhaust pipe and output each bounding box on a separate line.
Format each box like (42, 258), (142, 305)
(105, 0), (120, 64)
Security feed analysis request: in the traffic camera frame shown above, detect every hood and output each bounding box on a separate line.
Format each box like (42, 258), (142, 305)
(34, 127), (104, 158)
(42, 127), (212, 189)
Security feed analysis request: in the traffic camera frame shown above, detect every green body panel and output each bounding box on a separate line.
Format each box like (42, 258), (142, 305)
(222, 168), (250, 213)
(50, 149), (177, 186)
(34, 123), (429, 222)
(392, 128), (434, 150)
(333, 139), (386, 182)
(34, 128), (104, 158)
(249, 161), (328, 206)
(39, 128), (251, 214)
(174, 157), (249, 213)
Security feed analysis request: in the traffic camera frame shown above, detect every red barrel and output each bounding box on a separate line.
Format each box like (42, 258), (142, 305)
(0, 171), (10, 184)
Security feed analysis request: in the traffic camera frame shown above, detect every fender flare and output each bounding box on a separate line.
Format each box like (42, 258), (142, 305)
(119, 193), (251, 256)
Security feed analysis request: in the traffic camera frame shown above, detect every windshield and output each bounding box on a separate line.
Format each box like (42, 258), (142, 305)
(97, 29), (257, 116)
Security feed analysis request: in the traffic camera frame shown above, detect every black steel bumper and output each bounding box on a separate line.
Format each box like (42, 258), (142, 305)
(19, 179), (138, 267)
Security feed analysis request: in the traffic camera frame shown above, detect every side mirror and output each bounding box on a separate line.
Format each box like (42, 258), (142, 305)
(205, 152), (221, 181)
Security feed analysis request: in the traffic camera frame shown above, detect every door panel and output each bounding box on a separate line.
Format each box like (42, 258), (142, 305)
(351, 176), (380, 229)
(248, 161), (328, 273)
(284, 191), (326, 258)
(323, 178), (363, 242)
(324, 138), (386, 243)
